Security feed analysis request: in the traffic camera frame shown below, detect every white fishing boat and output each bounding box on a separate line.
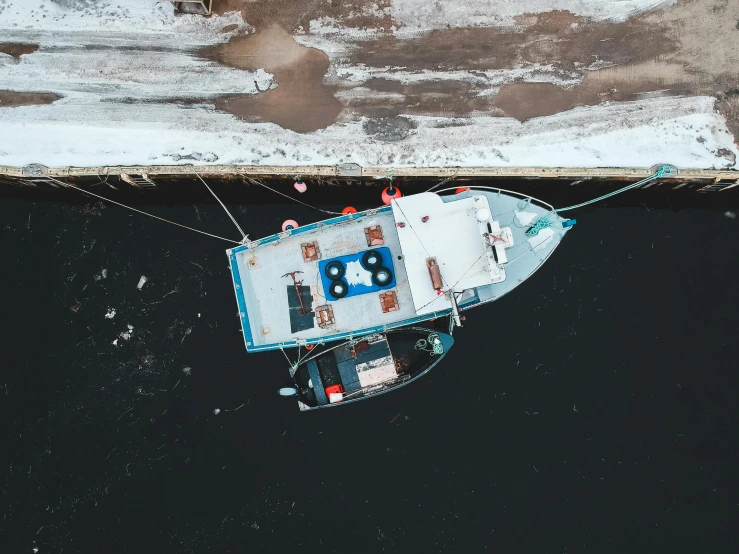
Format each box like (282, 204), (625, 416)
(227, 187), (575, 353)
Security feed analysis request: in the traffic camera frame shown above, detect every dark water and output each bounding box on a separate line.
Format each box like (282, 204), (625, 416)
(1, 191), (739, 553)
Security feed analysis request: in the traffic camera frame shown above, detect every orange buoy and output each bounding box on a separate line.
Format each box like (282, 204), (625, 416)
(381, 185), (402, 205)
(282, 219), (299, 232)
(455, 187), (470, 194)
(305, 344), (315, 351)
(294, 180), (307, 193)
(342, 206), (357, 215)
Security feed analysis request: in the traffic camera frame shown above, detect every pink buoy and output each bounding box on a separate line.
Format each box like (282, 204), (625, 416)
(294, 180), (307, 193)
(381, 185), (402, 205)
(282, 219), (299, 232)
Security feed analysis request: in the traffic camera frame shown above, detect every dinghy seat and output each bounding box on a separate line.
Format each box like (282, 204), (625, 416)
(306, 360), (328, 405)
(334, 347), (362, 393)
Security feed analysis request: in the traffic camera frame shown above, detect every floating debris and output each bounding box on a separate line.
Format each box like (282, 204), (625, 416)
(119, 324), (134, 341)
(137, 275), (148, 290)
(104, 308), (116, 319)
(724, 211), (736, 219)
(182, 366), (192, 376)
(213, 408), (221, 415)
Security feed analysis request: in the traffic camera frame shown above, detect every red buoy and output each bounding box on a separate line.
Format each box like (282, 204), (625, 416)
(282, 219), (299, 232)
(342, 206), (357, 215)
(305, 344), (315, 351)
(455, 187), (470, 194)
(381, 185), (402, 205)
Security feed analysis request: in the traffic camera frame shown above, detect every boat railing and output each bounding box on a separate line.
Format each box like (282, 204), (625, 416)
(433, 185), (555, 212)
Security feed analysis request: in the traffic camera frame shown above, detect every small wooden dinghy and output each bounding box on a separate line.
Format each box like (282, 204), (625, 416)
(278, 327), (454, 411)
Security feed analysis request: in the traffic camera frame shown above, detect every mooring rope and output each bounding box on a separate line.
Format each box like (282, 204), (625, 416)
(45, 176), (242, 245)
(424, 170), (459, 193)
(195, 173), (248, 242)
(414, 333), (444, 356)
(434, 166), (673, 236)
(523, 165), (672, 236)
(245, 177), (343, 216)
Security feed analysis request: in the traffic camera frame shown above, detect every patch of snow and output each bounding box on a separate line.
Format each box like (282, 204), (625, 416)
(391, 0), (678, 33)
(112, 338), (118, 346)
(105, 308), (116, 319)
(0, 2), (262, 105)
(0, 39), (268, 101)
(527, 227), (555, 252)
(515, 211), (538, 226)
(254, 68), (276, 91)
(345, 260), (374, 286)
(293, 32), (355, 56)
(331, 63), (582, 88)
(0, 0), (247, 39)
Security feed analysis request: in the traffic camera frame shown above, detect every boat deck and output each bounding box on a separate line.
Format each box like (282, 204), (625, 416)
(228, 208), (425, 351)
(228, 188), (571, 352)
(452, 189), (568, 309)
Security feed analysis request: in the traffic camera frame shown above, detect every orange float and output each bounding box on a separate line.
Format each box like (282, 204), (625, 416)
(282, 219), (299, 232)
(381, 186), (402, 205)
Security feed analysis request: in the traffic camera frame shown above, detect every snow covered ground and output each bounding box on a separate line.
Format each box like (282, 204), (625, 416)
(1, 94), (734, 169)
(0, 0), (737, 170)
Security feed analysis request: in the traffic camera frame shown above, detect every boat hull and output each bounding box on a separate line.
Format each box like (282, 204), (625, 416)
(227, 188), (571, 353)
(286, 327), (454, 411)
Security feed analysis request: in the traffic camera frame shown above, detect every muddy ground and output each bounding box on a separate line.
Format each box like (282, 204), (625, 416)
(203, 0), (739, 145)
(0, 42), (38, 59)
(201, 24), (342, 133)
(0, 90), (61, 108)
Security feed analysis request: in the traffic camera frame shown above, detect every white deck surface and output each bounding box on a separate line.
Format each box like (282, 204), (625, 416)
(233, 210), (418, 347)
(392, 193), (499, 315)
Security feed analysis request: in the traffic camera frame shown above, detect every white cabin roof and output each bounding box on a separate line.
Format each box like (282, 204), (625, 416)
(391, 193), (501, 316)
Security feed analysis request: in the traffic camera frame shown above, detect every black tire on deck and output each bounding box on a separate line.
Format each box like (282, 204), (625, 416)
(324, 260), (346, 280)
(362, 250), (383, 270)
